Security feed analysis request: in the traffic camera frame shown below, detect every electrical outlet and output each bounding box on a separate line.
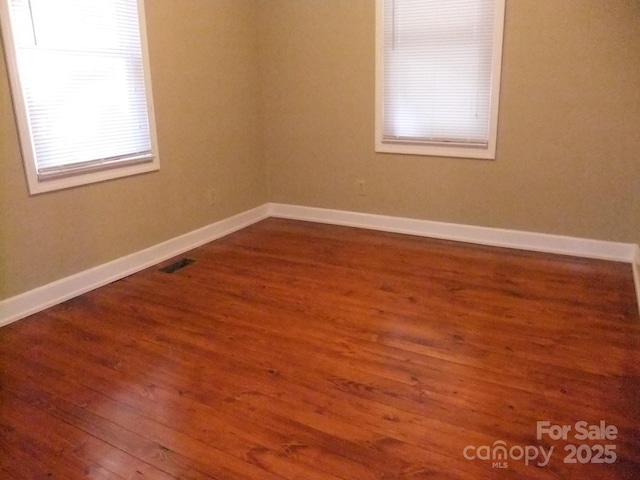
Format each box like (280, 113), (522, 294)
(208, 189), (217, 206)
(357, 180), (366, 196)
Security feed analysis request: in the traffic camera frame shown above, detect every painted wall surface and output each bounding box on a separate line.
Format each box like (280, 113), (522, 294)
(1, 0), (639, 301)
(261, 0), (640, 244)
(0, 0), (267, 299)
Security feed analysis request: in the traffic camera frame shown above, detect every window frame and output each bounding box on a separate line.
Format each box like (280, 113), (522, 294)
(375, 0), (506, 160)
(0, 0), (159, 195)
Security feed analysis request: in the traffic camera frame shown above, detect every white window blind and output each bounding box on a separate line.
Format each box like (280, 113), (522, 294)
(1, 0), (158, 192)
(376, 0), (505, 159)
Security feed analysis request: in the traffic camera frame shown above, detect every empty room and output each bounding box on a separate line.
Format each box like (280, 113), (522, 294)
(1, 0), (639, 479)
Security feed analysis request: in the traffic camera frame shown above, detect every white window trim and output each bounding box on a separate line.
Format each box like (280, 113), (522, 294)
(0, 0), (160, 195)
(375, 0), (506, 160)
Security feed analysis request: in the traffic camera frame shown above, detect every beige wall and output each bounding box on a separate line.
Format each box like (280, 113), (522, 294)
(262, 0), (640, 243)
(2, 0), (639, 301)
(0, 0), (267, 299)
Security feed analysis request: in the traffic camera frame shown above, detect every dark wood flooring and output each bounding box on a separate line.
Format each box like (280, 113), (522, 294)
(1, 218), (639, 479)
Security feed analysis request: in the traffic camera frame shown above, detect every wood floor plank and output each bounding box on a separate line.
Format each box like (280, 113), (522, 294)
(0, 393), (170, 480)
(2, 310), (398, 480)
(2, 312), (475, 479)
(1, 218), (638, 479)
(93, 271), (639, 431)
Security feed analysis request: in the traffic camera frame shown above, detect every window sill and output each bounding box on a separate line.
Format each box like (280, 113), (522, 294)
(26, 158), (160, 195)
(375, 140), (496, 160)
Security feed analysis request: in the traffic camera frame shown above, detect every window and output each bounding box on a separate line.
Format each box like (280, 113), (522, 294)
(1, 0), (158, 194)
(375, 0), (505, 159)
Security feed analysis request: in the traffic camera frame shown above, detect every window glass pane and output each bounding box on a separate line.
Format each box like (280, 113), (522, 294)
(378, 0), (503, 155)
(6, 0), (155, 178)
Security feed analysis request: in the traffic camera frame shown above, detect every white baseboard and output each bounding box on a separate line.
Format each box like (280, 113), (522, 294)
(268, 203), (637, 262)
(268, 203), (640, 317)
(2, 202), (639, 327)
(0, 205), (270, 328)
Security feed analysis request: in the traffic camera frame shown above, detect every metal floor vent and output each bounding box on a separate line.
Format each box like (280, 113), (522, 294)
(160, 258), (195, 274)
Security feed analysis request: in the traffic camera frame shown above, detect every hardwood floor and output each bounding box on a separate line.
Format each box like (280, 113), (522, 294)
(1, 218), (639, 479)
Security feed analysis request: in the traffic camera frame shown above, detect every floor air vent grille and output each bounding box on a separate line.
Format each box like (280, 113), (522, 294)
(160, 258), (194, 274)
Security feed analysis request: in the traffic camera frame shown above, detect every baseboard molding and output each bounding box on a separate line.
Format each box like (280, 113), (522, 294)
(268, 203), (637, 262)
(0, 205), (270, 328)
(2, 202), (639, 327)
(268, 203), (640, 316)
